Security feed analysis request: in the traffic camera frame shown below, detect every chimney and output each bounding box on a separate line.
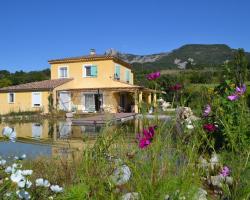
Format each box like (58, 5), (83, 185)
(90, 49), (96, 55)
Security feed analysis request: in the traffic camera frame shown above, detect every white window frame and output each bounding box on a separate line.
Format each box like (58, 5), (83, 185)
(8, 92), (15, 104)
(83, 64), (96, 78)
(58, 65), (69, 78)
(32, 92), (42, 107)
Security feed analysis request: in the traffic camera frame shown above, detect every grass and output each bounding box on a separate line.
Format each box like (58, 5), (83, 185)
(1, 82), (250, 199)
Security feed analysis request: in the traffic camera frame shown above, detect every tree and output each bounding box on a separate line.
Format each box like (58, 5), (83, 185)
(0, 78), (12, 88)
(231, 49), (248, 85)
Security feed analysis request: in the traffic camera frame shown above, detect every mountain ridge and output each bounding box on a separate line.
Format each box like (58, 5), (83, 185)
(107, 44), (250, 70)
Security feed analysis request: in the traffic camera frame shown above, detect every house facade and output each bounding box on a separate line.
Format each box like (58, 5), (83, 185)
(0, 50), (156, 115)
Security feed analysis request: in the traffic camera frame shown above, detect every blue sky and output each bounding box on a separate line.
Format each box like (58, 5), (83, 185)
(0, 0), (250, 72)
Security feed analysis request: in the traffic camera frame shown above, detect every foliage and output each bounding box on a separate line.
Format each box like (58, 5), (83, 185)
(0, 69), (50, 88)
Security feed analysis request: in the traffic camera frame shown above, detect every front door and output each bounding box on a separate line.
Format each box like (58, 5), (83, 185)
(59, 92), (71, 111)
(84, 94), (95, 112)
(120, 93), (126, 112)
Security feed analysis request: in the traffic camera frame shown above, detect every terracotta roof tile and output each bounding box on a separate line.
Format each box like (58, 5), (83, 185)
(0, 78), (73, 92)
(48, 54), (131, 68)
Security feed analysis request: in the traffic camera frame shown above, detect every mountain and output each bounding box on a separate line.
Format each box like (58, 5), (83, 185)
(108, 44), (250, 71)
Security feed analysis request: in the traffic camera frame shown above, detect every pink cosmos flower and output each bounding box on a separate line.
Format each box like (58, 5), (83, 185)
(146, 72), (161, 80)
(169, 83), (182, 91)
(203, 104), (211, 117)
(220, 166), (230, 177)
(228, 94), (239, 101)
(236, 84), (246, 95)
(228, 84), (246, 101)
(203, 123), (217, 133)
(139, 137), (151, 149)
(137, 126), (156, 149)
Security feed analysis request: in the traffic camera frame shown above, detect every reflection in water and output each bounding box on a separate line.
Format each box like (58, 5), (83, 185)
(32, 123), (43, 139)
(0, 141), (52, 159)
(0, 119), (138, 159)
(58, 121), (72, 139)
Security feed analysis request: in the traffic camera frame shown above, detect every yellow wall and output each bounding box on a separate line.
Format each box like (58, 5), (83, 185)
(0, 91), (50, 115)
(50, 60), (134, 90)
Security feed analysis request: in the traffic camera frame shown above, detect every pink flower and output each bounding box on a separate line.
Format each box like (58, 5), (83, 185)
(220, 166), (230, 177)
(139, 137), (151, 149)
(236, 84), (246, 95)
(228, 84), (246, 101)
(203, 123), (217, 133)
(137, 126), (157, 149)
(146, 72), (161, 80)
(227, 94), (239, 101)
(169, 83), (182, 91)
(203, 104), (211, 117)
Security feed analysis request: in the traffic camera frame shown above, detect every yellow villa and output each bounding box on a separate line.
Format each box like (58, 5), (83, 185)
(0, 49), (156, 115)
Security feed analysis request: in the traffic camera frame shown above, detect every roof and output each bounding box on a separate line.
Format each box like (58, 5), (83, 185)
(0, 78), (73, 92)
(48, 54), (131, 68)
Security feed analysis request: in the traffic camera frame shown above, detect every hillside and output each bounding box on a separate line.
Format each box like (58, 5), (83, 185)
(116, 44), (250, 70)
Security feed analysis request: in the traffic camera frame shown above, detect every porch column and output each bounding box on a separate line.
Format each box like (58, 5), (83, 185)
(133, 90), (142, 113)
(134, 91), (138, 113)
(139, 91), (143, 104)
(153, 92), (157, 107)
(147, 93), (152, 104)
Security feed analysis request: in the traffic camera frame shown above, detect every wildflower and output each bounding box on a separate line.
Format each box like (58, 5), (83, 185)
(146, 71), (160, 80)
(139, 137), (151, 149)
(137, 126), (156, 149)
(2, 126), (16, 142)
(21, 170), (33, 176)
(17, 179), (32, 188)
(5, 163), (22, 174)
(10, 170), (25, 184)
(50, 185), (63, 193)
(186, 124), (194, 129)
(36, 178), (50, 187)
(16, 190), (31, 200)
(0, 159), (6, 166)
(228, 84), (246, 101)
(220, 166), (230, 177)
(203, 104), (211, 117)
(15, 154), (27, 160)
(203, 123), (216, 133)
(169, 83), (182, 91)
(5, 166), (13, 174)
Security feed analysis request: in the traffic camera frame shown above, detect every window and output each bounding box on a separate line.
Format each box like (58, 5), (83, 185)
(32, 92), (42, 107)
(114, 65), (120, 80)
(85, 66), (92, 77)
(125, 70), (130, 83)
(59, 67), (68, 78)
(8, 93), (15, 103)
(83, 65), (97, 77)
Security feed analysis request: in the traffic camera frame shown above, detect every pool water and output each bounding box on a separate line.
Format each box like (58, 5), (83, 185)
(0, 119), (139, 159)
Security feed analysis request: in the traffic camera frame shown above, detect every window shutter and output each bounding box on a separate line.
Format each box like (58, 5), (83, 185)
(126, 70), (130, 83)
(115, 65), (120, 78)
(91, 65), (97, 77)
(32, 92), (41, 106)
